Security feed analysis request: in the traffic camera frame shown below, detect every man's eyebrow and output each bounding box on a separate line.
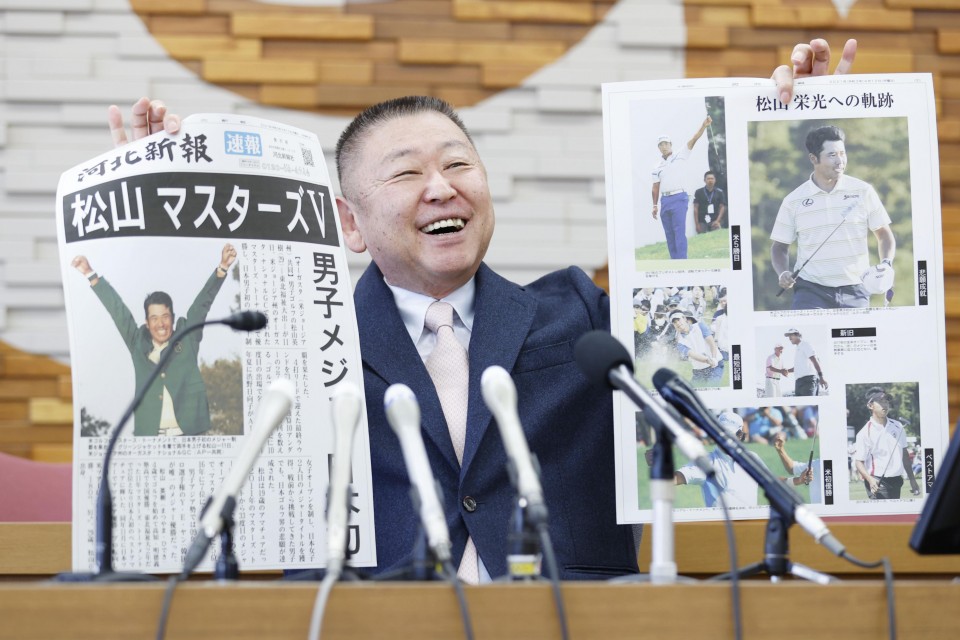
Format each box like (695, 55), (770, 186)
(380, 139), (472, 164)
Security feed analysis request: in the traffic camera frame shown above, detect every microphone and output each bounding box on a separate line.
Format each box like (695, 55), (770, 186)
(222, 310), (268, 331)
(573, 331), (714, 477)
(384, 384), (452, 564)
(652, 368), (845, 557)
(325, 382), (363, 575)
(180, 378), (295, 577)
(480, 366), (546, 519)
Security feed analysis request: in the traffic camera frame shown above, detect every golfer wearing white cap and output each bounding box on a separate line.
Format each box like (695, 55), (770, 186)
(646, 411), (796, 508)
(670, 310), (719, 385)
(651, 116), (713, 260)
(674, 412), (762, 508)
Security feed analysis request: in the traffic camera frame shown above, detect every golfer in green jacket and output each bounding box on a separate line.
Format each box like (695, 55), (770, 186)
(72, 243), (237, 436)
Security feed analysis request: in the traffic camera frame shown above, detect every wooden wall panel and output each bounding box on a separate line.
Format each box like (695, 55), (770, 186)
(130, 0), (609, 113)
(0, 342), (72, 461)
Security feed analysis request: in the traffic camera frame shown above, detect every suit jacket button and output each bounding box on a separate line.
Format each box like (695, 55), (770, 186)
(462, 496), (477, 513)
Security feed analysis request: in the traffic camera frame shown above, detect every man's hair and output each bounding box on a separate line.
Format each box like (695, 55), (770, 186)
(865, 386), (888, 405)
(805, 125), (846, 157)
(704, 170), (716, 180)
(335, 96), (474, 198)
(144, 291), (173, 318)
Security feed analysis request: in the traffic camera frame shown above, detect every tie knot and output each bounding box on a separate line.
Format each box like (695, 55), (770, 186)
(424, 301), (454, 334)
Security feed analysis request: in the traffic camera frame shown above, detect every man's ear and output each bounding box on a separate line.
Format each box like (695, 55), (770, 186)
(337, 196), (366, 254)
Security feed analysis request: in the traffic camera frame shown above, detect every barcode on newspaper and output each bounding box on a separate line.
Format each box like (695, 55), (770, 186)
(301, 146), (314, 167)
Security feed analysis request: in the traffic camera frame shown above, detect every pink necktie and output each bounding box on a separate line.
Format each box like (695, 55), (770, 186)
(424, 301), (479, 584)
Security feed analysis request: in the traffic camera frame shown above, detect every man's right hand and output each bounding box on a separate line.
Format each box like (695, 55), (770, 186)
(71, 255), (93, 276)
(108, 97), (181, 148)
(651, 205), (659, 220)
(773, 432), (786, 451)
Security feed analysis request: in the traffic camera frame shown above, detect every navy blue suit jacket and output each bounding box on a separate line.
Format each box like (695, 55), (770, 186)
(356, 261), (639, 580)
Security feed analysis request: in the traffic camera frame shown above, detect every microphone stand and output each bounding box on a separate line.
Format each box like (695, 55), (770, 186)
(56, 316), (257, 583)
(208, 496), (239, 580)
(710, 505), (836, 584)
(648, 431), (678, 584)
(504, 459), (546, 581)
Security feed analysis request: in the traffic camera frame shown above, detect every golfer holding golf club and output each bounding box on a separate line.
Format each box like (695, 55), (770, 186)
(770, 125), (896, 309)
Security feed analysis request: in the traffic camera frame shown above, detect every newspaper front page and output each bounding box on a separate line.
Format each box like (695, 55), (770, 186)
(602, 74), (947, 524)
(56, 114), (376, 572)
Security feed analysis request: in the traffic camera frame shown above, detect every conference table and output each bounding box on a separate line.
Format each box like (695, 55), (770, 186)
(2, 521), (959, 639)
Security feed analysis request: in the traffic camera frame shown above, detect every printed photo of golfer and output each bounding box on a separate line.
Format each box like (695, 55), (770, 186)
(631, 96), (730, 271)
(845, 382), (922, 502)
(632, 285), (729, 390)
(748, 117), (915, 312)
(635, 404), (822, 510)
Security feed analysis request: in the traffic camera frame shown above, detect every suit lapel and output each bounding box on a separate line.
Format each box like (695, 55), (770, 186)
(354, 262), (538, 477)
(461, 264), (537, 473)
(354, 263), (461, 472)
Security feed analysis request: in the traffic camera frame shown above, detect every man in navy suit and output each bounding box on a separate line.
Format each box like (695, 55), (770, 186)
(109, 38), (856, 580)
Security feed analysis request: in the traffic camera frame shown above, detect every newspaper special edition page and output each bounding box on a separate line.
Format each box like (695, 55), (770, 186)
(602, 74), (947, 525)
(56, 113), (376, 573)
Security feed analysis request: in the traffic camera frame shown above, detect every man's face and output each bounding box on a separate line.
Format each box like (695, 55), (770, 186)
(672, 318), (689, 335)
(775, 346), (783, 356)
(704, 174), (716, 189)
(337, 112), (495, 298)
(787, 334), (800, 345)
(658, 141), (673, 157)
(146, 304), (173, 344)
(869, 394), (891, 418)
(811, 139), (846, 183)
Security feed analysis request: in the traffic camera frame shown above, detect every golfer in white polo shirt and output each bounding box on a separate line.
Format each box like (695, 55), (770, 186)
(770, 125), (895, 309)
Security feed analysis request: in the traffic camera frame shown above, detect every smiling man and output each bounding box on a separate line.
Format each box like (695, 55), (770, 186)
(71, 244), (236, 436)
(106, 37), (856, 580)
(770, 125), (896, 309)
(332, 97), (639, 581)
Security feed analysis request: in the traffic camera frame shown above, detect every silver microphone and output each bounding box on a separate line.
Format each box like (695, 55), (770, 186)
(384, 384), (452, 563)
(181, 378), (295, 576)
(480, 366), (545, 510)
(325, 382), (363, 574)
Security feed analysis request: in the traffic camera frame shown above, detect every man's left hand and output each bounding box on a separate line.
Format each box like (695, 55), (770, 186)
(220, 243), (237, 271)
(771, 38), (857, 106)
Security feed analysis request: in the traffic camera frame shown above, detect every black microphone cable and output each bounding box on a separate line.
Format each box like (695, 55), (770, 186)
(155, 573), (184, 640)
(536, 522), (570, 640)
(715, 490), (742, 640)
(440, 559), (476, 640)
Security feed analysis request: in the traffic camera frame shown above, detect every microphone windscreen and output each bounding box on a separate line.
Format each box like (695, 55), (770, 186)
(652, 367), (678, 392)
(224, 310), (268, 331)
(573, 330), (634, 388)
